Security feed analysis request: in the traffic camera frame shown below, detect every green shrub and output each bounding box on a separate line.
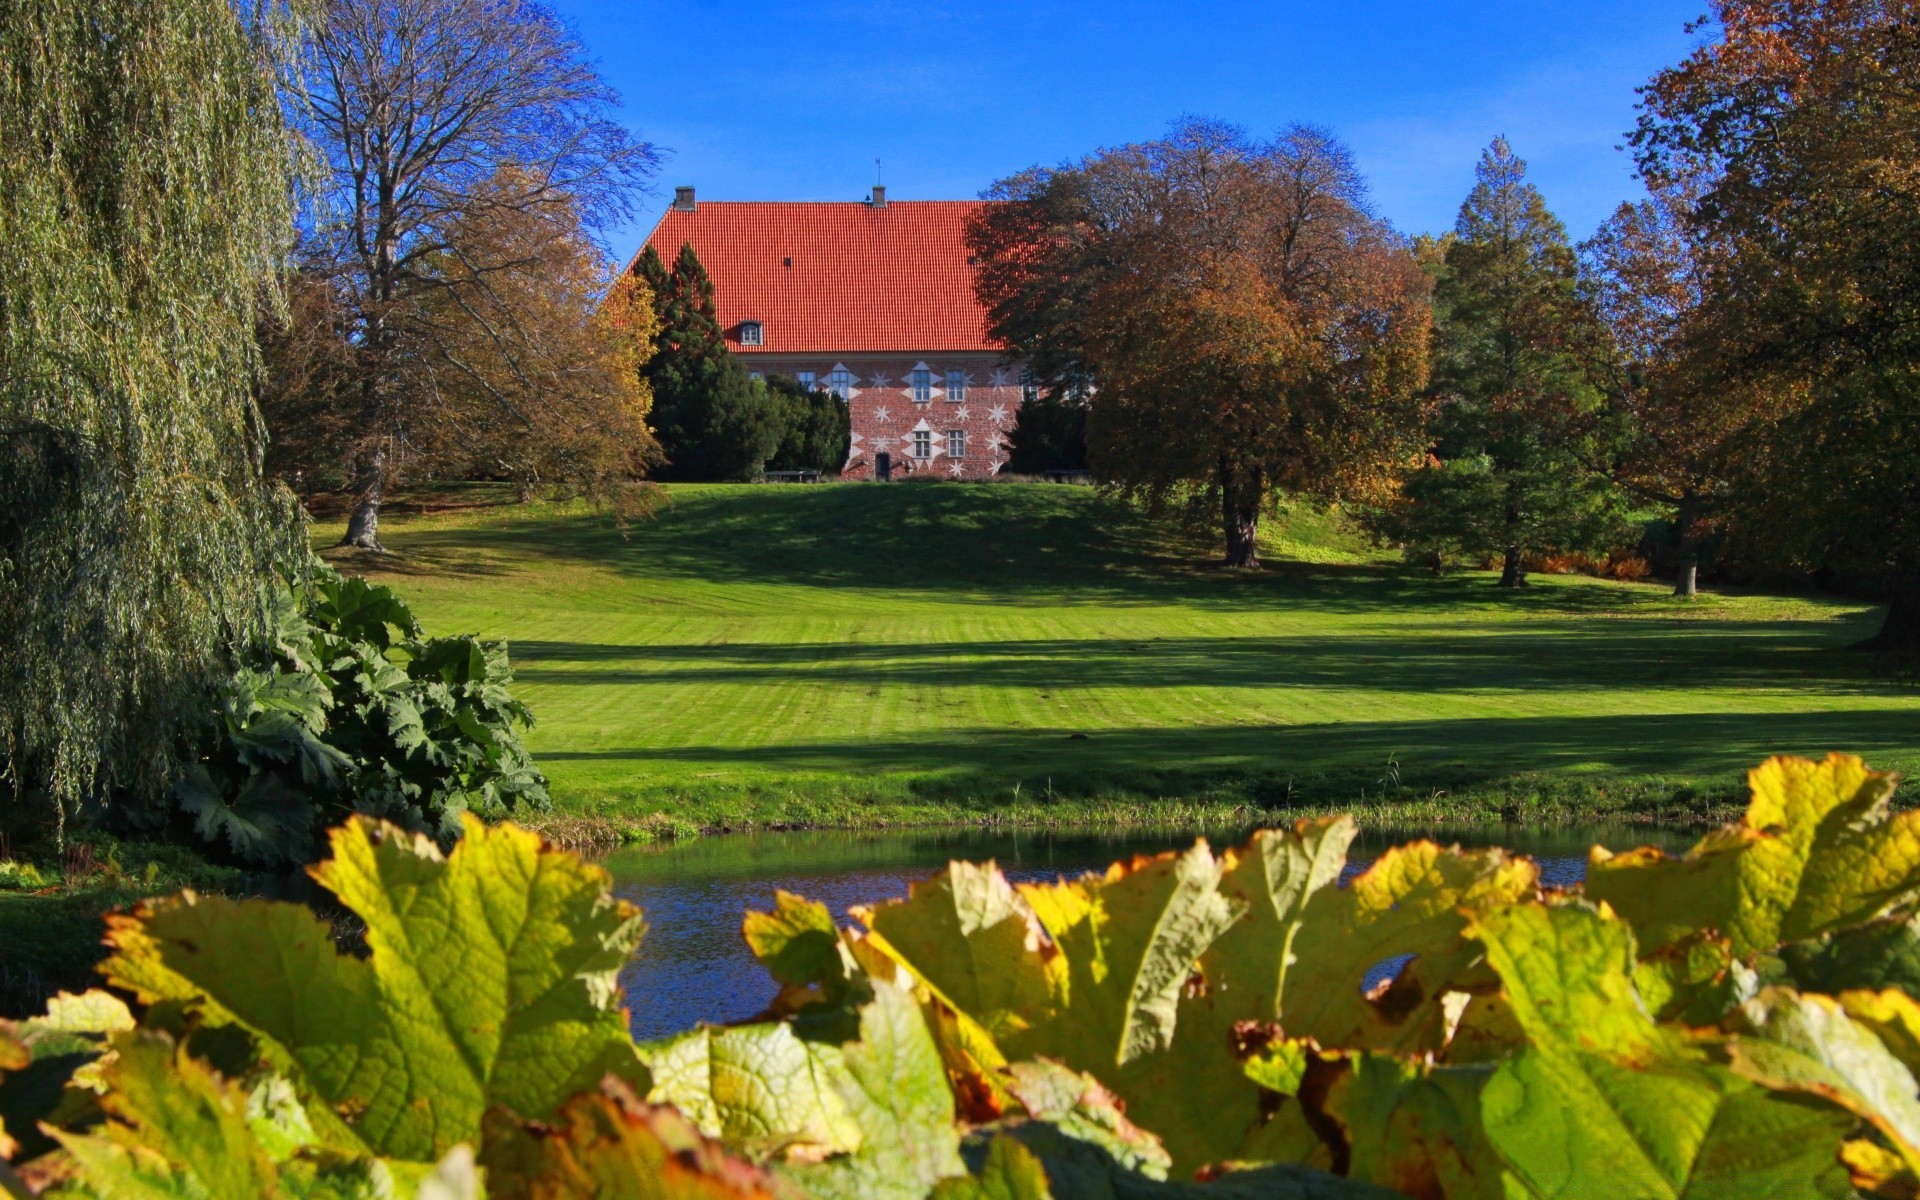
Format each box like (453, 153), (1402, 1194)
(7, 753), (1920, 1198)
(171, 556), (548, 866)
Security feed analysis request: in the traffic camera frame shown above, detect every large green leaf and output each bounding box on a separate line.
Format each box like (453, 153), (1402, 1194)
(783, 973), (966, 1200)
(0, 990), (135, 1161)
(860, 844), (1245, 1173)
(1780, 914), (1920, 996)
(1471, 901), (1857, 1198)
(480, 1077), (789, 1200)
(639, 1023), (863, 1157)
(100, 815), (647, 1161)
(1728, 988), (1920, 1174)
(1589, 754), (1920, 956)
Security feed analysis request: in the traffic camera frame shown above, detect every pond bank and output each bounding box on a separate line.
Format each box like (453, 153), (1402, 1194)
(523, 765), (1759, 853)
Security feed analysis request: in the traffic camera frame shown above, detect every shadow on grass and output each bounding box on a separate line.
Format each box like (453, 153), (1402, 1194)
(510, 619), (1899, 696)
(350, 484), (1818, 618)
(538, 708), (1920, 802)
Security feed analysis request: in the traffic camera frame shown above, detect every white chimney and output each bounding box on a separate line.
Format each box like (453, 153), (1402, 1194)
(868, 184), (887, 208)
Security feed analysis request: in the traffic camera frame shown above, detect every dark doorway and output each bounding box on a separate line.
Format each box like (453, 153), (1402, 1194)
(875, 452), (892, 481)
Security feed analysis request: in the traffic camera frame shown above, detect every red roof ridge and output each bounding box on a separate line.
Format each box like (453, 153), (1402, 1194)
(632, 196), (1005, 356)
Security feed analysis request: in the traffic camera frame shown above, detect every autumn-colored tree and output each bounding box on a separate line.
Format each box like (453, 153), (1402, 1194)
(971, 120), (1430, 567)
(1580, 184), (1779, 597)
(1634, 0), (1920, 646)
(262, 180), (659, 515)
(1384, 138), (1624, 588)
(291, 0), (657, 548)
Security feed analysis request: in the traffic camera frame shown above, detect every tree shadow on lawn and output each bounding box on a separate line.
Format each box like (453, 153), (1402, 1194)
(511, 620), (1903, 697)
(538, 708), (1920, 803)
(362, 485), (1810, 619)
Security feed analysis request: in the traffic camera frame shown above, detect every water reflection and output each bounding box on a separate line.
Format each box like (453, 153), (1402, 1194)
(605, 822), (1696, 1043)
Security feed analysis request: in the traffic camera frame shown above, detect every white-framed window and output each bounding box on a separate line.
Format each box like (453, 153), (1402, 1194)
(911, 367), (932, 404)
(946, 370), (966, 402)
(1021, 369), (1039, 404)
(828, 366), (853, 399)
(912, 429), (934, 460)
(947, 429), (966, 459)
(739, 320), (763, 346)
(796, 371), (816, 391)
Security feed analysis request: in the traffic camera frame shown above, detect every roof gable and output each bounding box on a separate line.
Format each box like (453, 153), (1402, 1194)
(637, 200), (1002, 355)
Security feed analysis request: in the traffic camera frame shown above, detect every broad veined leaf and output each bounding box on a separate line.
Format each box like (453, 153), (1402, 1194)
(782, 973), (967, 1200)
(48, 1030), (279, 1200)
(1728, 988), (1920, 1174)
(1472, 901), (1857, 1199)
(1839, 990), (1920, 1073)
(1325, 1053), (1506, 1200)
(1279, 840), (1538, 1053)
(1632, 933), (1757, 1026)
(0, 990), (136, 1160)
(1589, 754), (1920, 956)
(638, 1023), (862, 1158)
(480, 1077), (790, 1200)
(999, 1059), (1171, 1180)
(100, 815), (647, 1161)
(861, 843), (1243, 1174)
(1781, 913), (1920, 996)
(936, 1136), (1054, 1200)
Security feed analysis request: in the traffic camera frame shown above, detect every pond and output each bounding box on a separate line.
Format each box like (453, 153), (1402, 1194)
(604, 821), (1699, 1042)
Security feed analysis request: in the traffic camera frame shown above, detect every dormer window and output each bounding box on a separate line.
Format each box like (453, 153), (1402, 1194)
(738, 320), (764, 347)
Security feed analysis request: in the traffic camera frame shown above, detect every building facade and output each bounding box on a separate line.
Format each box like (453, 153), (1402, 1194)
(635, 186), (1025, 480)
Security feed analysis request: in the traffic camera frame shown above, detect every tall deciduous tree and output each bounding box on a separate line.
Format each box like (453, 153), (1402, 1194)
(0, 0), (301, 833)
(1581, 185), (1769, 597)
(1389, 139), (1623, 587)
(971, 120), (1430, 566)
(294, 0), (657, 549)
(638, 243), (781, 482)
(1635, 0), (1920, 649)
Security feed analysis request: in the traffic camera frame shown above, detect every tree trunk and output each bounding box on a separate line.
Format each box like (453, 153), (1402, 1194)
(1498, 544), (1528, 588)
(340, 446), (385, 551)
(1221, 457), (1260, 569)
(1497, 486), (1526, 587)
(1672, 493), (1700, 599)
(1860, 571), (1920, 656)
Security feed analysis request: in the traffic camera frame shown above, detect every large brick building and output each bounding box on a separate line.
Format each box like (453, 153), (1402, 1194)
(635, 186), (1026, 480)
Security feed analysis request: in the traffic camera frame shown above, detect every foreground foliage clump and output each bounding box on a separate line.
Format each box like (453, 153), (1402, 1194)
(173, 556), (549, 867)
(5, 754), (1920, 1198)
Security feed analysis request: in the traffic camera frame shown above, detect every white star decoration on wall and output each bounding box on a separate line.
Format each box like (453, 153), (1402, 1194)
(868, 371), (892, 388)
(949, 462), (966, 476)
(871, 436), (894, 451)
(988, 404), (1009, 424)
(873, 406), (889, 421)
(989, 368), (1011, 387)
(953, 406), (969, 421)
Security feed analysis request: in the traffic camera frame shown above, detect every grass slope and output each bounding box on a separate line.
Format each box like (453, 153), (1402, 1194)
(316, 482), (1920, 831)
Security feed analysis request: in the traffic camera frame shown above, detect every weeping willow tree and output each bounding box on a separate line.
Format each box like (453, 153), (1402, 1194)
(0, 0), (303, 838)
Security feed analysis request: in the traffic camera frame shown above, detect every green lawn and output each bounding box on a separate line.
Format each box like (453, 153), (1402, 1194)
(315, 482), (1920, 829)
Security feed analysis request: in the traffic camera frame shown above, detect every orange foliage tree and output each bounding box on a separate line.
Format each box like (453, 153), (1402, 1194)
(1632, 0), (1920, 642)
(970, 120), (1431, 567)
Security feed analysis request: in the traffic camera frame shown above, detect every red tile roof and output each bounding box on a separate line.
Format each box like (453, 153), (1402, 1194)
(635, 200), (1003, 355)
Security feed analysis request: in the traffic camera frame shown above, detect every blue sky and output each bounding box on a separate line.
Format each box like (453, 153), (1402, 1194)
(553, 0), (1707, 259)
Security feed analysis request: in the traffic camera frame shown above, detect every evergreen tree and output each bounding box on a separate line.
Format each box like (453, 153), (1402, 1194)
(1391, 139), (1624, 586)
(641, 244), (780, 481)
(764, 376), (851, 474)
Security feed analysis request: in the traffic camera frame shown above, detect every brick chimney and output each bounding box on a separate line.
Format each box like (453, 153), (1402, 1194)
(868, 184), (887, 209)
(673, 186), (696, 211)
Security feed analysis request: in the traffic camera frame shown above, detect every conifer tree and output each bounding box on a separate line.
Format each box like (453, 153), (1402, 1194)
(1389, 139), (1624, 586)
(640, 244), (780, 481)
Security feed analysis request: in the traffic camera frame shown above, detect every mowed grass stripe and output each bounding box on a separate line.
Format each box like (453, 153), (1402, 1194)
(315, 483), (1920, 817)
